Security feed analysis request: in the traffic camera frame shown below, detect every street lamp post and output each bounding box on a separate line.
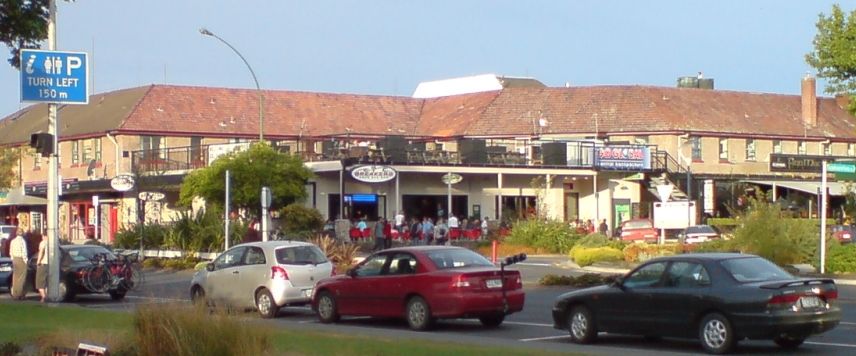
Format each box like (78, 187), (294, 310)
(200, 28), (264, 142)
(679, 137), (693, 228)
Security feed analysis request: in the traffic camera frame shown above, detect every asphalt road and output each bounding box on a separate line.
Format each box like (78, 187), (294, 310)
(4, 259), (856, 355)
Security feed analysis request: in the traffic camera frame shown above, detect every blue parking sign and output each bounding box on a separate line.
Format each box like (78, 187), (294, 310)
(20, 49), (89, 104)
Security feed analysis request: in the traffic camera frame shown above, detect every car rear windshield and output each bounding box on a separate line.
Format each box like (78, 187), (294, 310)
(427, 249), (495, 269)
(623, 220), (652, 229)
(67, 247), (116, 263)
(275, 245), (328, 265)
(720, 257), (793, 283)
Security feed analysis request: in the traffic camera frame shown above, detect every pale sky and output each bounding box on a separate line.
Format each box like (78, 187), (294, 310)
(0, 0), (850, 117)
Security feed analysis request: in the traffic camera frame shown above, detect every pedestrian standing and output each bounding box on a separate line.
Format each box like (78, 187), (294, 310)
(598, 219), (609, 237)
(422, 218), (435, 245)
(383, 218), (393, 249)
(409, 218), (422, 246)
(481, 216), (489, 239)
(394, 211), (405, 234)
(373, 218), (387, 252)
(36, 238), (48, 302)
(9, 229), (29, 300)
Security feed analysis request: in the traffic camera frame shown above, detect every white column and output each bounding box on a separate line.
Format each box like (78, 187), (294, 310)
(497, 173), (503, 221)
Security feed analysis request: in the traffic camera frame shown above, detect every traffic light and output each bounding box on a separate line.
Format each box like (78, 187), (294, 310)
(30, 132), (54, 157)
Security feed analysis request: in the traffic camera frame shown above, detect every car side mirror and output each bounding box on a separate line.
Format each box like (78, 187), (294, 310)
(206, 263), (215, 272)
(611, 277), (624, 289)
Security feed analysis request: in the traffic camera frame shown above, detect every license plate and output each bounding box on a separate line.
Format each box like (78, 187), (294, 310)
(0, 266), (10, 272)
(302, 289), (313, 298)
(800, 296), (823, 309)
(486, 279), (503, 289)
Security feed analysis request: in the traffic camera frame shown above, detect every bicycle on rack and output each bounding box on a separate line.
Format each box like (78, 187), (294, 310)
(81, 251), (144, 298)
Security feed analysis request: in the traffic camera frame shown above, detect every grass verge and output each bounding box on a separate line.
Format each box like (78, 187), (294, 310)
(0, 303), (573, 356)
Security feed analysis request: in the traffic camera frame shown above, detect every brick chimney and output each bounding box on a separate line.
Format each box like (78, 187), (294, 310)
(802, 74), (817, 127)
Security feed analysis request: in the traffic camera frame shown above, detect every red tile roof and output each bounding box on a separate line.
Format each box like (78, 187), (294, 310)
(2, 83), (855, 145)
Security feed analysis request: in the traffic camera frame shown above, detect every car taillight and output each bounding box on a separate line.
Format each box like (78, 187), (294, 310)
(271, 266), (289, 280)
(823, 290), (838, 301)
(768, 294), (800, 305)
(451, 275), (471, 288)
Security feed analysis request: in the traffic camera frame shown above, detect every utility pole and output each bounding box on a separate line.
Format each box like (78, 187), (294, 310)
(46, 0), (61, 302)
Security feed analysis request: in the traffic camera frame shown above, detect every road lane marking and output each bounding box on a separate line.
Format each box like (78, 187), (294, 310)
(504, 321), (554, 328)
(519, 335), (569, 342)
(840, 321), (856, 326)
(517, 263), (552, 267)
(806, 341), (856, 348)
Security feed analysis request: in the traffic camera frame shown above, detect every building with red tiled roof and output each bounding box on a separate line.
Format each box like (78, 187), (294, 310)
(1, 74), (853, 243)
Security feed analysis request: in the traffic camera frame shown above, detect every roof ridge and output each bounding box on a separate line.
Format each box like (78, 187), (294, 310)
(117, 84), (156, 131)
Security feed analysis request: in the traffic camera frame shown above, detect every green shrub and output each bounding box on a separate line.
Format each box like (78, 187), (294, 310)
(142, 258), (163, 269)
(707, 218), (739, 227)
(571, 246), (624, 267)
(281, 204), (325, 239)
(161, 258), (200, 270)
(0, 341), (22, 356)
(622, 243), (678, 262)
(505, 218), (581, 253)
(113, 224), (169, 250)
(692, 239), (738, 253)
(575, 233), (609, 248)
(133, 304), (271, 356)
(827, 244), (856, 273)
(731, 192), (819, 266)
(539, 273), (622, 287)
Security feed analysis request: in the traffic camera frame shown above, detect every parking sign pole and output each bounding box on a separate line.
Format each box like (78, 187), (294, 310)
(820, 161), (827, 274)
(46, 0), (61, 303)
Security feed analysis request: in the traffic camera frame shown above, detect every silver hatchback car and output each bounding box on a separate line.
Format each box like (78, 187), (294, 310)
(190, 241), (333, 318)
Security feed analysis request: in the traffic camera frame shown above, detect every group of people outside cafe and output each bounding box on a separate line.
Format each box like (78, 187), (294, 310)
(0, 227), (49, 302)
(351, 211), (490, 251)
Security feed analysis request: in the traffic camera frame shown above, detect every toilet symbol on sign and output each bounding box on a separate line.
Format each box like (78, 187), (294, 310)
(25, 55), (36, 74)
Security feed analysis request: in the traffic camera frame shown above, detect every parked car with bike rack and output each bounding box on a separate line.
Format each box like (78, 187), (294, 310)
(6, 244), (143, 301)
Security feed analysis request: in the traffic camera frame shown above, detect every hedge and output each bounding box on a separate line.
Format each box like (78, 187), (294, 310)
(571, 246), (624, 267)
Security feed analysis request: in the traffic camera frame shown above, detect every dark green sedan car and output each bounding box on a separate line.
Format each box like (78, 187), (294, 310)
(552, 253), (841, 354)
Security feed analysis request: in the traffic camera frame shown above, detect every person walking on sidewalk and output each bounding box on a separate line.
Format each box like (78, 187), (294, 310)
(9, 229), (29, 300)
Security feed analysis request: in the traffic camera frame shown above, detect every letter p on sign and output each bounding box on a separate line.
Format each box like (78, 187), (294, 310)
(66, 56), (82, 76)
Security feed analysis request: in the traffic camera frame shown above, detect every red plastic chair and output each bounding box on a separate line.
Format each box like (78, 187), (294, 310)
(402, 230), (411, 241)
(449, 228), (461, 240)
(349, 228), (361, 241)
(465, 229), (480, 240)
(391, 229), (400, 240)
(361, 228), (372, 240)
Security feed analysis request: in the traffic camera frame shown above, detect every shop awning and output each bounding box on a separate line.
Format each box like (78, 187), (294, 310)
(0, 187), (48, 206)
(743, 180), (847, 197)
(305, 160), (343, 173)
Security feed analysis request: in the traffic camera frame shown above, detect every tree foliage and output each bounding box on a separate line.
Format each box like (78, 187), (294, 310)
(0, 147), (21, 190)
(280, 203), (324, 239)
(732, 191), (819, 266)
(178, 143), (313, 217)
(806, 4), (856, 114)
(0, 0), (49, 68)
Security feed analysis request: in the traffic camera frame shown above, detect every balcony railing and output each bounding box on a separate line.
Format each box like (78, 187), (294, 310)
(130, 141), (685, 175)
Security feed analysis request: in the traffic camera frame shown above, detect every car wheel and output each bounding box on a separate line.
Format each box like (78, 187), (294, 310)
(567, 305), (597, 344)
(109, 290), (126, 301)
(190, 286), (206, 305)
(255, 289), (279, 319)
(316, 291), (340, 323)
(478, 314), (505, 328)
(58, 280), (74, 302)
(699, 313), (736, 354)
(405, 296), (434, 331)
(773, 336), (805, 349)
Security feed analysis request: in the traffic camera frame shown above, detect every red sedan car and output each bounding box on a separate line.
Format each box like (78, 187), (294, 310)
(311, 246), (525, 330)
